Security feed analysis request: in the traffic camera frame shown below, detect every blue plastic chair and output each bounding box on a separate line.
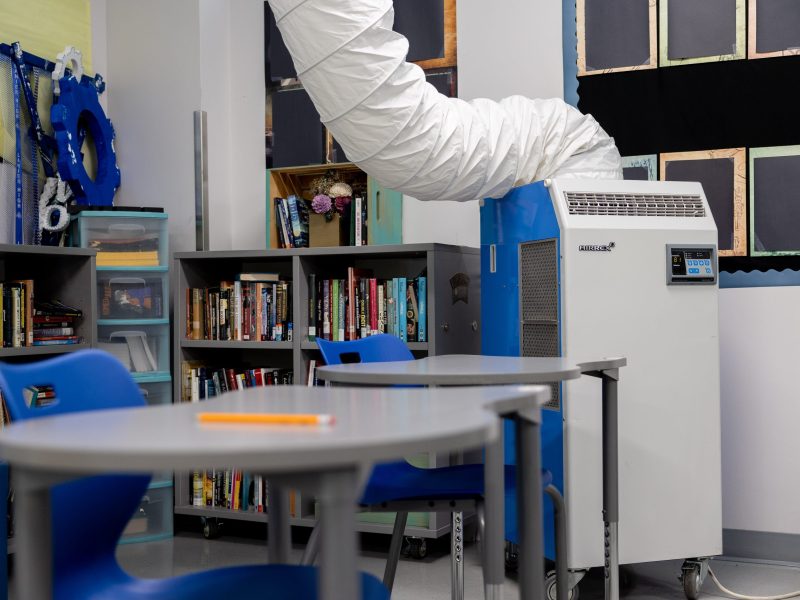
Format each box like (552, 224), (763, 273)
(0, 350), (388, 600)
(315, 335), (568, 599)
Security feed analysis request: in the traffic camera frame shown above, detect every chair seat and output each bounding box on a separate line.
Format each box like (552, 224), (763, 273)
(362, 461), (552, 505)
(362, 461), (553, 545)
(61, 565), (388, 600)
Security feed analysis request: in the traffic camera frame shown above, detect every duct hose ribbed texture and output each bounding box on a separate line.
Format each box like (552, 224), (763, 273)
(269, 0), (622, 201)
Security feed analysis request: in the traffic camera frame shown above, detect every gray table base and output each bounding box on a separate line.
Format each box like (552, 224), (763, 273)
(515, 415), (545, 600)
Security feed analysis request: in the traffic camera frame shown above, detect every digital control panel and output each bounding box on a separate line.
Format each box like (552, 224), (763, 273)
(666, 245), (717, 285)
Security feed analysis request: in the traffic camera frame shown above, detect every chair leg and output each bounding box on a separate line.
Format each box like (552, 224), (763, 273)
(451, 511), (465, 600)
(383, 511), (409, 592)
(300, 523), (321, 565)
(545, 484), (569, 600)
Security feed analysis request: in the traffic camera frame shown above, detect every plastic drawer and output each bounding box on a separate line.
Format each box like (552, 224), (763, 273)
(97, 270), (167, 321)
(120, 483), (173, 544)
(70, 212), (168, 268)
(97, 323), (170, 377)
(137, 380), (172, 407)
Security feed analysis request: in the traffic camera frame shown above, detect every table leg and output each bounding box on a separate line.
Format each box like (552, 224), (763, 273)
(516, 416), (545, 600)
(12, 468), (52, 600)
(319, 467), (360, 600)
(450, 511), (465, 600)
(483, 427), (504, 600)
(267, 482), (291, 564)
(602, 373), (620, 600)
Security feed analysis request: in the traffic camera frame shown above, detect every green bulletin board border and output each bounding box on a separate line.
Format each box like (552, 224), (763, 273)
(659, 0), (746, 67)
(749, 145), (800, 257)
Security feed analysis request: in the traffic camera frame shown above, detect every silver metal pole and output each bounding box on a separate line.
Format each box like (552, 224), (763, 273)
(194, 110), (209, 251)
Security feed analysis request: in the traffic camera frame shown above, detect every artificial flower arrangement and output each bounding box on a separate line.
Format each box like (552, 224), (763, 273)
(309, 171), (353, 221)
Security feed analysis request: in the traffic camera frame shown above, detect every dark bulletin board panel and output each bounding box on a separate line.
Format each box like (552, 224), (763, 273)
(749, 0), (800, 59)
(660, 148), (747, 256)
(749, 146), (800, 255)
(271, 87), (326, 168)
(621, 155), (657, 180)
(660, 0), (745, 66)
(265, 4), (296, 82)
(394, 0), (445, 62)
(266, 0), (457, 77)
(577, 0), (656, 76)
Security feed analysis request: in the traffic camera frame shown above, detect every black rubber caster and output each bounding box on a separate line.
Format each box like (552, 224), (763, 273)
(202, 517), (222, 539)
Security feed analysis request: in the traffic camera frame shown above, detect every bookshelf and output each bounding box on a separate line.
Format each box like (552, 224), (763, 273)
(68, 210), (174, 544)
(266, 163), (403, 249)
(0, 244), (97, 583)
(173, 244), (480, 539)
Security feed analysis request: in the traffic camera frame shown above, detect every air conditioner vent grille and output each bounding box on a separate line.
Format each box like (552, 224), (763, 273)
(565, 192), (706, 217)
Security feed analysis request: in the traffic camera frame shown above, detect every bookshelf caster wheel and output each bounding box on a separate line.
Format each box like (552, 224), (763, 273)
(505, 542), (519, 572)
(546, 571), (579, 600)
(202, 517), (222, 539)
(407, 538), (427, 559)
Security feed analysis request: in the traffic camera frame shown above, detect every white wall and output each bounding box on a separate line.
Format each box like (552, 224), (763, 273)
(104, 0), (265, 252)
(720, 286), (800, 535)
(105, 0), (200, 253)
(199, 0), (265, 250)
(403, 0), (565, 248)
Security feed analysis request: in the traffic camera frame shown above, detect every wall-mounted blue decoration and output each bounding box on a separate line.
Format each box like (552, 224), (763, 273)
(51, 76), (120, 206)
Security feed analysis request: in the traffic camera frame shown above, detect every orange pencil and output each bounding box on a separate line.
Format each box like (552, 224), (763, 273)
(197, 412), (335, 426)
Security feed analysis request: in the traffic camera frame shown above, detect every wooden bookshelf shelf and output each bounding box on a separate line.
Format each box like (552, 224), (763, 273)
(173, 244), (480, 541)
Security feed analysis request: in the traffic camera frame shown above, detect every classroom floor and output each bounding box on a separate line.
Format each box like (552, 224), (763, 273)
(106, 531), (800, 599)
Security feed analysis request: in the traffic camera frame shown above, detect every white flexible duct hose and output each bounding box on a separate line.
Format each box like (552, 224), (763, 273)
(268, 0), (622, 202)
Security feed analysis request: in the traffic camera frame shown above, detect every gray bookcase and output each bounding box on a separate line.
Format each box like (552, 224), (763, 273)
(0, 244), (97, 359)
(172, 244), (480, 539)
(0, 244), (97, 583)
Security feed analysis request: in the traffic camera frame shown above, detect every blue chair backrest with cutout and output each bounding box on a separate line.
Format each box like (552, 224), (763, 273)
(0, 350), (150, 590)
(316, 334), (413, 366)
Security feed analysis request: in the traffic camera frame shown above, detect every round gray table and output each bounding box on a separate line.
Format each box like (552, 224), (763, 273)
(317, 354), (626, 600)
(0, 383), (549, 600)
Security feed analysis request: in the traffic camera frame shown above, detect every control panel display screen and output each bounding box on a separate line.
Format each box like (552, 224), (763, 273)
(667, 246), (717, 285)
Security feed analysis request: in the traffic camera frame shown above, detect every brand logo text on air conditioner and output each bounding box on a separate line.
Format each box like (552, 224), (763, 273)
(579, 242), (616, 252)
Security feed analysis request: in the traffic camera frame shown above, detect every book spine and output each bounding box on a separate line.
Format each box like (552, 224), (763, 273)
(407, 279), (419, 342)
(280, 198), (295, 248)
(418, 276), (427, 342)
(261, 285), (268, 341)
(0, 283), (4, 348)
(369, 278), (378, 336)
(378, 282), (385, 334)
(11, 287), (21, 348)
(338, 279), (345, 341)
(331, 279), (339, 342)
(347, 268), (356, 341)
(322, 280), (330, 339)
(34, 327), (75, 337)
(193, 470), (203, 506)
(234, 281), (242, 341)
(242, 283), (252, 341)
(361, 197), (368, 245)
(398, 277), (407, 342)
(287, 195), (303, 241)
(308, 274), (317, 340)
(358, 279), (366, 338)
(354, 196), (364, 246)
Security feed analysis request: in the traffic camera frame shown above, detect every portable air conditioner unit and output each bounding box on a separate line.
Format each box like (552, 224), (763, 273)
(481, 179), (721, 587)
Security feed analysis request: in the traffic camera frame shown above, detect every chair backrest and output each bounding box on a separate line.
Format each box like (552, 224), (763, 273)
(0, 350), (150, 587)
(316, 334), (414, 365)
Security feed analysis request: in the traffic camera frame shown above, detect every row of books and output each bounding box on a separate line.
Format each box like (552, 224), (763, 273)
(185, 274), (293, 342)
(192, 470), (268, 512)
(308, 270), (427, 342)
(1, 280), (83, 347)
(181, 362), (294, 403)
(189, 470), (302, 516)
(274, 195), (369, 248)
(274, 195), (309, 248)
(88, 232), (161, 267)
